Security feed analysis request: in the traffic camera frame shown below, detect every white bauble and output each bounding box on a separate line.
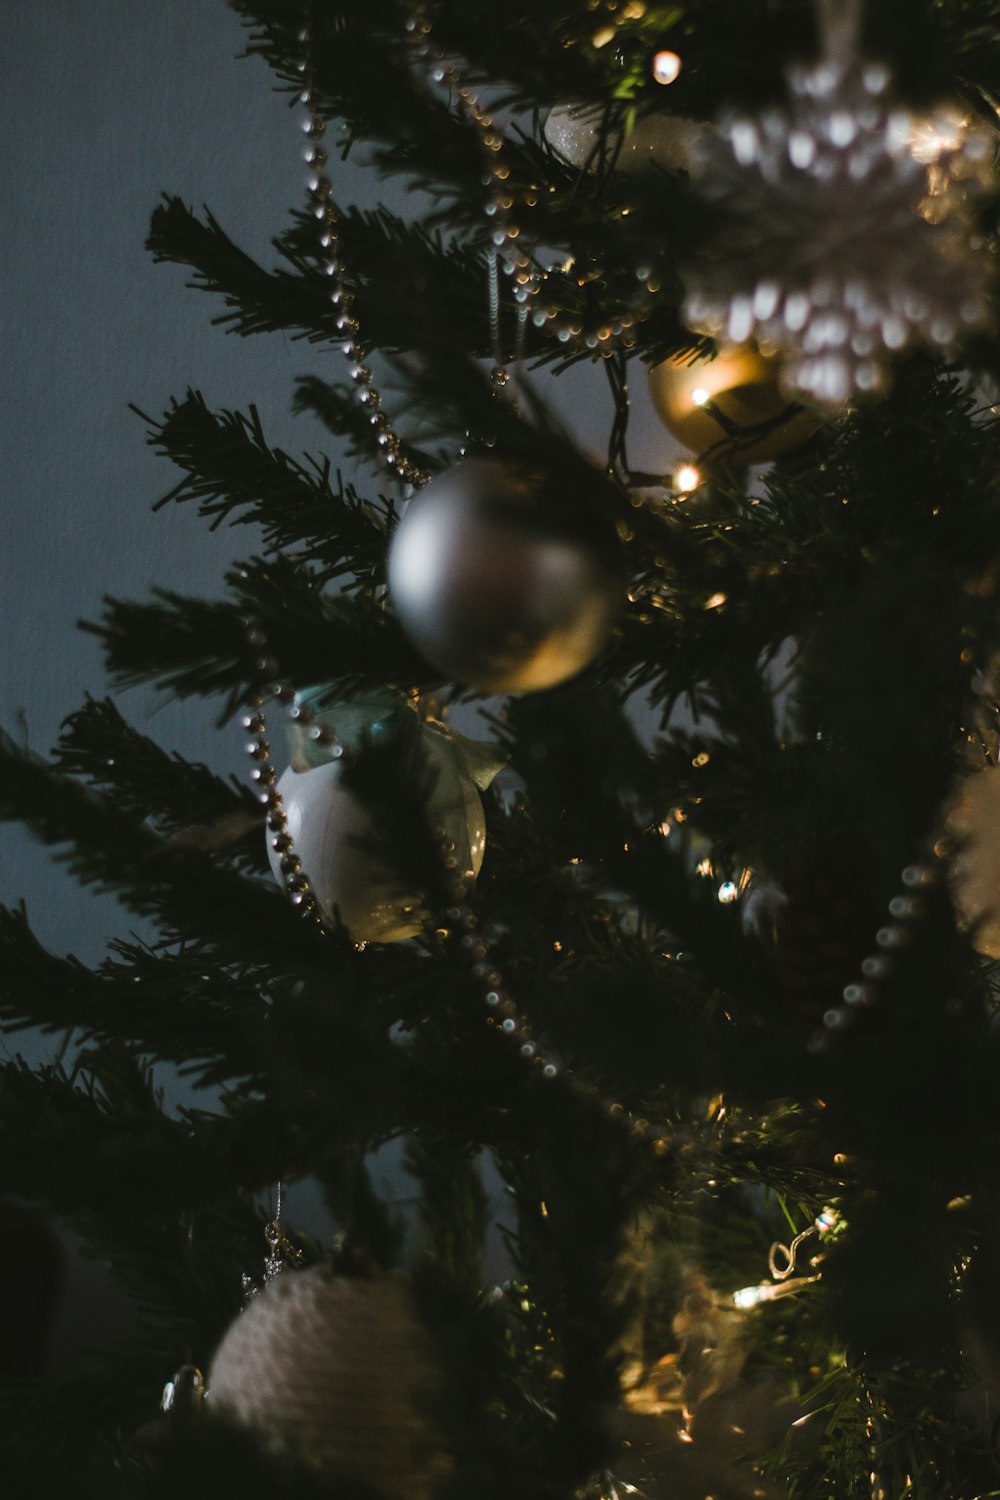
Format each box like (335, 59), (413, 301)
(544, 103), (715, 177)
(269, 729), (486, 943)
(209, 1269), (448, 1500)
(947, 766), (1000, 957)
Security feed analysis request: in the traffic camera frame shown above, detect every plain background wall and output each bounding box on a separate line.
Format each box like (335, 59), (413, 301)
(3, 0), (681, 1376)
(3, 2), (346, 975)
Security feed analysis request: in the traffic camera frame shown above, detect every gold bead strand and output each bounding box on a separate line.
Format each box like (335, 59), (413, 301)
(811, 849), (944, 1047)
(405, 11), (646, 360)
(240, 623), (348, 936)
(296, 12), (427, 488)
(812, 651), (1000, 1046)
(430, 829), (676, 1160)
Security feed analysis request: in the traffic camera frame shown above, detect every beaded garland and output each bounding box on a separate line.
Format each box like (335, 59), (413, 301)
(296, 19), (427, 488)
(239, 625), (715, 1156)
(808, 657), (1000, 1045)
(408, 12), (655, 358)
(264, 7), (992, 1116)
(298, 3), (660, 443)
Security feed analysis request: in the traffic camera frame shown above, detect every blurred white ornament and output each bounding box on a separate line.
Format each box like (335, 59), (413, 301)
(947, 765), (1000, 958)
(209, 1268), (448, 1500)
(544, 102), (715, 176)
(268, 691), (501, 942)
(683, 20), (993, 408)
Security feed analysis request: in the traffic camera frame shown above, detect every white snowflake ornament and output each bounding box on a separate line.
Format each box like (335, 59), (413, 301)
(683, 10), (993, 408)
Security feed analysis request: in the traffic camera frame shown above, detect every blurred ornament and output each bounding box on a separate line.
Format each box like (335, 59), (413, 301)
(267, 689), (502, 941)
(615, 1270), (795, 1500)
(946, 765), (1000, 958)
(387, 460), (622, 693)
(649, 344), (823, 463)
(671, 1269), (746, 1418)
(209, 1268), (449, 1500)
(683, 0), (993, 407)
(545, 102), (714, 176)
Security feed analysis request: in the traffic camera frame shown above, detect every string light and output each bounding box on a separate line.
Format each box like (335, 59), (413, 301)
(652, 50), (682, 85)
(732, 1274), (820, 1309)
(674, 462), (701, 491)
(732, 1209), (841, 1309)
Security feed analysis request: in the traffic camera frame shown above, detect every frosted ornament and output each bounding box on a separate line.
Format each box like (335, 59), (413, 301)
(387, 459), (623, 694)
(682, 0), (993, 408)
(544, 102), (714, 177)
(267, 690), (502, 942)
(946, 766), (1000, 958)
(208, 1267), (449, 1500)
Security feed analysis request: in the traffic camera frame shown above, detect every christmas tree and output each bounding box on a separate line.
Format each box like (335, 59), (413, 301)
(4, 1), (1000, 1496)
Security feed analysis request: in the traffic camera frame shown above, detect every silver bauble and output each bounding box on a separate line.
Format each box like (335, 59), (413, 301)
(208, 1268), (449, 1500)
(387, 459), (622, 693)
(947, 766), (1000, 958)
(544, 103), (714, 176)
(682, 63), (992, 408)
(268, 730), (486, 942)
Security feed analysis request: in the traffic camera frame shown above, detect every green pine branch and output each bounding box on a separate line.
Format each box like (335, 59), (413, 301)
(0, 728), (326, 969)
(135, 390), (392, 579)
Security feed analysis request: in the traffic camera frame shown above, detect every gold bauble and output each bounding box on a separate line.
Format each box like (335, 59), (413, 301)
(648, 346), (823, 465)
(946, 766), (1000, 959)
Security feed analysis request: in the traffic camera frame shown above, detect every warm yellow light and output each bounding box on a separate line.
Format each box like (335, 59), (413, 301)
(674, 462), (701, 492)
(690, 386), (710, 407)
(733, 1284), (766, 1309)
(652, 49), (682, 85)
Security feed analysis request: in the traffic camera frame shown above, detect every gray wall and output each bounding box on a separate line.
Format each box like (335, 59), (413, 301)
(4, 2), (312, 972)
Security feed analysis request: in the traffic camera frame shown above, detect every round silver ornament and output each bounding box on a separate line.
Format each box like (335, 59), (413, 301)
(947, 766), (1000, 959)
(387, 460), (623, 694)
(208, 1268), (449, 1500)
(544, 103), (714, 177)
(267, 691), (502, 942)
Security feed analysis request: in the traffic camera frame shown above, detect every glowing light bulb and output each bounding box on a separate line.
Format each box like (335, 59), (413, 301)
(691, 386), (710, 407)
(652, 50), (682, 85)
(675, 462), (701, 492)
(718, 881), (739, 904)
(733, 1285), (765, 1309)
